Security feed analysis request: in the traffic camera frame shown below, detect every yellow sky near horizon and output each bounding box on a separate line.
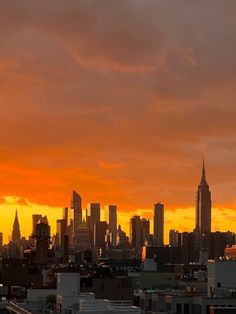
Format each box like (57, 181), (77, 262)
(1, 195), (235, 245)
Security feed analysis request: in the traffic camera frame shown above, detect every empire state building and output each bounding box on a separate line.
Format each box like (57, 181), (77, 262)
(195, 160), (212, 234)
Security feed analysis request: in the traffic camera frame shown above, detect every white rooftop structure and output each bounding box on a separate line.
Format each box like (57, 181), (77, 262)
(56, 272), (140, 314)
(208, 260), (236, 298)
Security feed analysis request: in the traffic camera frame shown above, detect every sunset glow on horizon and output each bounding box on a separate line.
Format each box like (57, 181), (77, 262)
(1, 192), (236, 244)
(0, 1), (236, 244)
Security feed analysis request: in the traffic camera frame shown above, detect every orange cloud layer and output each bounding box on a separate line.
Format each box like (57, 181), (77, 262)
(0, 1), (236, 240)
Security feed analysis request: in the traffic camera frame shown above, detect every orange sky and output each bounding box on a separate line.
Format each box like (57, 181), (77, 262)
(0, 1), (236, 243)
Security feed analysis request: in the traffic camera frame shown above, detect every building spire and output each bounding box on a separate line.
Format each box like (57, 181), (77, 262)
(12, 209), (21, 243)
(200, 157), (207, 185)
(195, 157), (212, 234)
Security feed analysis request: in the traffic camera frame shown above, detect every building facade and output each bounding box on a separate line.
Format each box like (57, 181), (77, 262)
(154, 203), (164, 247)
(71, 191), (82, 247)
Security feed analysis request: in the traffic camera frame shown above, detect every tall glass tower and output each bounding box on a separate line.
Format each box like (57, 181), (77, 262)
(71, 190), (82, 246)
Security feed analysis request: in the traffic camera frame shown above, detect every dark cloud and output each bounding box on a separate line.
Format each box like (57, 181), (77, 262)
(0, 1), (235, 211)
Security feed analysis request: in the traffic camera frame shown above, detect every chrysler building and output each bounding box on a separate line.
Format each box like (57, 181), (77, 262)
(12, 209), (21, 244)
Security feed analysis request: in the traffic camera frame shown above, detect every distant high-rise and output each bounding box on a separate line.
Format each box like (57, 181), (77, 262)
(0, 232), (3, 251)
(153, 203), (164, 247)
(77, 221), (92, 251)
(39, 215), (49, 225)
(108, 205), (117, 232)
(169, 229), (179, 247)
(117, 225), (130, 250)
(63, 207), (68, 230)
(195, 160), (212, 234)
(108, 205), (117, 246)
(34, 221), (50, 267)
(12, 210), (21, 244)
(140, 218), (150, 246)
(88, 203), (100, 223)
(94, 221), (108, 249)
(32, 214), (42, 235)
(130, 216), (141, 249)
(87, 203), (101, 245)
(56, 219), (67, 249)
(71, 191), (82, 246)
(67, 219), (74, 247)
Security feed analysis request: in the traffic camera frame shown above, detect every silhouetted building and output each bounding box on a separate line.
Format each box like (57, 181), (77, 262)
(88, 203), (101, 223)
(130, 216), (141, 249)
(68, 218), (74, 247)
(34, 222), (50, 267)
(12, 210), (21, 245)
(63, 207), (68, 230)
(0, 232), (3, 251)
(140, 218), (150, 247)
(208, 231), (235, 259)
(154, 203), (164, 247)
(81, 276), (134, 301)
(195, 159), (212, 235)
(32, 214), (42, 235)
(94, 221), (108, 249)
(62, 235), (69, 264)
(8, 241), (21, 258)
(87, 203), (101, 242)
(40, 215), (49, 225)
(169, 229), (179, 247)
(108, 205), (117, 246)
(56, 219), (67, 249)
(144, 234), (154, 247)
(2, 258), (29, 287)
(77, 221), (92, 251)
(143, 246), (182, 265)
(71, 190), (82, 247)
(117, 225), (130, 250)
(178, 232), (196, 263)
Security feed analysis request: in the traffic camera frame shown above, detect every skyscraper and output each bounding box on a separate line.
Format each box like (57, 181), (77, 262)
(63, 207), (68, 229)
(88, 203), (100, 223)
(67, 218), (74, 247)
(130, 215), (141, 249)
(153, 203), (164, 247)
(195, 159), (212, 234)
(77, 221), (92, 251)
(94, 221), (108, 249)
(12, 210), (21, 244)
(71, 191), (82, 246)
(87, 203), (101, 245)
(56, 219), (67, 249)
(34, 221), (50, 267)
(140, 218), (150, 246)
(169, 229), (179, 247)
(108, 205), (117, 231)
(32, 214), (42, 235)
(108, 205), (117, 246)
(0, 232), (3, 251)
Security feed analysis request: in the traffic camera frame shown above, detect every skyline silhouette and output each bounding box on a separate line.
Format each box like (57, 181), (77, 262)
(0, 1), (236, 244)
(0, 160), (234, 244)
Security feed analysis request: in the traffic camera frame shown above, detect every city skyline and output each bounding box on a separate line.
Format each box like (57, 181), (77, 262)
(0, 1), (236, 244)
(0, 2), (235, 313)
(0, 160), (235, 244)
